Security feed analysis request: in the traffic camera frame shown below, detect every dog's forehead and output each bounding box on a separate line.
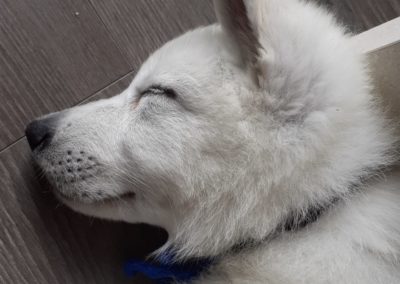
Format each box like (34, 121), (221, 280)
(132, 25), (230, 90)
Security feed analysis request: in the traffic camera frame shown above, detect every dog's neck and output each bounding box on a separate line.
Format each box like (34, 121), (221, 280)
(230, 171), (382, 255)
(127, 167), (389, 284)
(124, 195), (342, 284)
(226, 195), (341, 255)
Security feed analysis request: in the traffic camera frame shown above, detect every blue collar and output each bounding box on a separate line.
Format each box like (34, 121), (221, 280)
(124, 250), (214, 284)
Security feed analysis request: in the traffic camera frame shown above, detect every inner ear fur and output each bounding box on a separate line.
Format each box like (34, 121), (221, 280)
(214, 0), (269, 87)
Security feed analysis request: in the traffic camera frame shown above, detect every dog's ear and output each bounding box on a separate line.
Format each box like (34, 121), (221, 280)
(214, 0), (270, 87)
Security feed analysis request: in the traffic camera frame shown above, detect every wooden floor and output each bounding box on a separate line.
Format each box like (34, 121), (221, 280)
(0, 0), (399, 283)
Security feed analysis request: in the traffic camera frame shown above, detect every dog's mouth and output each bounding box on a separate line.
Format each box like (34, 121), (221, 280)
(55, 190), (136, 204)
(102, 192), (136, 203)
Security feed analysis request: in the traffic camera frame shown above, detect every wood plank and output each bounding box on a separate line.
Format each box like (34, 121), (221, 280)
(89, 0), (215, 68)
(0, 0), (131, 150)
(314, 0), (400, 32)
(0, 74), (166, 284)
(343, 0), (400, 31)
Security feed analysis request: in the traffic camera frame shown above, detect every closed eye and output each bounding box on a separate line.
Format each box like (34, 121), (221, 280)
(141, 85), (177, 99)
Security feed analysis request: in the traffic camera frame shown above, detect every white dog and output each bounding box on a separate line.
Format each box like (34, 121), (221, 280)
(26, 0), (400, 283)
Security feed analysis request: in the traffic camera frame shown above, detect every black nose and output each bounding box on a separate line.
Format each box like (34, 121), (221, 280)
(25, 115), (59, 151)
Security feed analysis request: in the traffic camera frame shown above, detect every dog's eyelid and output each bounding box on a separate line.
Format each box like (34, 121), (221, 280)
(141, 85), (177, 99)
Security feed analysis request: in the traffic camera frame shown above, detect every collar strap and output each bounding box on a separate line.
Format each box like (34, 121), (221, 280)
(124, 251), (213, 284)
(283, 197), (340, 231)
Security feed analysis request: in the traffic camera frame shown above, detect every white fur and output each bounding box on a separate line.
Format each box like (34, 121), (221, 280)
(31, 0), (400, 283)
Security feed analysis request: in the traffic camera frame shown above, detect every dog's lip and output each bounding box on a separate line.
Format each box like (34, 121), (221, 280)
(105, 191), (136, 202)
(55, 191), (136, 204)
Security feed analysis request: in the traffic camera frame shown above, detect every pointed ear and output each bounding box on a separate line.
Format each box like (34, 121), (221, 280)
(213, 0), (270, 87)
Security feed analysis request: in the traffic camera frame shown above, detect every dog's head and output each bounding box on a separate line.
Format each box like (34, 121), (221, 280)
(26, 0), (393, 258)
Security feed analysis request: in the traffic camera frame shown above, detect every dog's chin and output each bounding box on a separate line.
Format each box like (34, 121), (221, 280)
(55, 189), (138, 222)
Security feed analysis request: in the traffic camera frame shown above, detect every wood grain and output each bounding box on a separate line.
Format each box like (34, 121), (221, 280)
(0, 73), (166, 284)
(89, 0), (215, 68)
(314, 0), (400, 32)
(0, 0), (131, 150)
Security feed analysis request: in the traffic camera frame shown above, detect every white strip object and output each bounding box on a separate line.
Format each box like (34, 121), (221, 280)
(352, 17), (400, 54)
